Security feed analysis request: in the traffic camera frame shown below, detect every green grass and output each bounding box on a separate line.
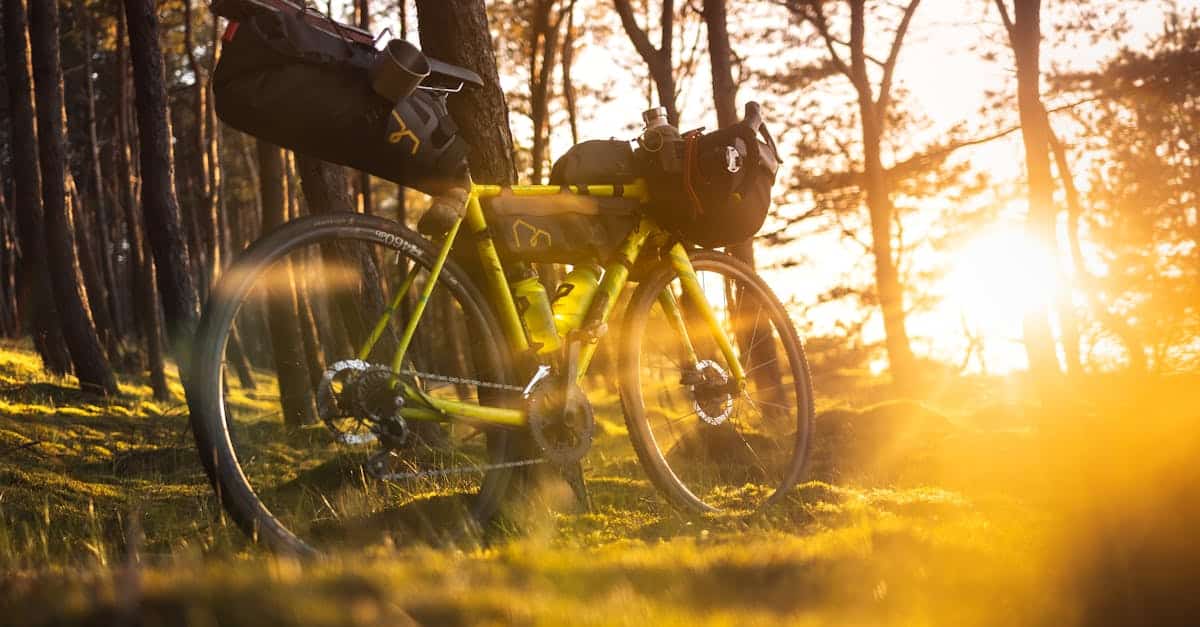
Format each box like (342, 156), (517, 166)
(1, 340), (1198, 625)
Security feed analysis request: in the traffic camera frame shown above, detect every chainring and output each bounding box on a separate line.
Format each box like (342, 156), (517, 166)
(526, 375), (595, 465)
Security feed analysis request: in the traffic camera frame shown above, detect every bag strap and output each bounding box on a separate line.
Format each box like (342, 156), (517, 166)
(682, 129), (705, 217)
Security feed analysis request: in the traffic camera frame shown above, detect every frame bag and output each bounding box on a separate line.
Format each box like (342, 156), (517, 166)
(211, 4), (469, 194)
(489, 140), (641, 263)
(637, 102), (780, 248)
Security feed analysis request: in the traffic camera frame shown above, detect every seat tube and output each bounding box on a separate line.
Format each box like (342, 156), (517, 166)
(463, 190), (530, 355)
(667, 243), (746, 382)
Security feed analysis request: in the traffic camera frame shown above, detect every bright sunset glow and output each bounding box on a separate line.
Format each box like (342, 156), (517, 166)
(942, 225), (1061, 372)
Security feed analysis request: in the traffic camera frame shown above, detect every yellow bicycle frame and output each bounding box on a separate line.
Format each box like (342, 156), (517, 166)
(364, 180), (747, 428)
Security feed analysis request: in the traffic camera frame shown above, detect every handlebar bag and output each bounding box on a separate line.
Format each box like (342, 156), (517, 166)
(212, 6), (469, 194)
(637, 103), (780, 248)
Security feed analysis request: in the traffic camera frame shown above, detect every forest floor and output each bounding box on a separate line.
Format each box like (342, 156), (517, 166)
(1, 340), (1198, 626)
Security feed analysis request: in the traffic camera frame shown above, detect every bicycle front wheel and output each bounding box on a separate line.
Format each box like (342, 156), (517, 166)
(187, 213), (519, 555)
(619, 250), (814, 514)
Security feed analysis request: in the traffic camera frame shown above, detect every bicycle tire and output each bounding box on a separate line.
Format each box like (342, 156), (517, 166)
(187, 212), (517, 555)
(618, 249), (814, 513)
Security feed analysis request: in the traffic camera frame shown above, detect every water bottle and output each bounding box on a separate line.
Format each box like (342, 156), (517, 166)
(510, 265), (561, 354)
(638, 106), (681, 153)
(552, 264), (603, 337)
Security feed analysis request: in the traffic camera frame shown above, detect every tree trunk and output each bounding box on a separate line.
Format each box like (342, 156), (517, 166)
(77, 2), (126, 342)
(0, 183), (19, 337)
(528, 0), (568, 183)
(116, 5), (169, 399)
(703, 0), (754, 272)
(560, 0), (579, 145)
(1008, 0), (1062, 379)
(258, 141), (317, 426)
(124, 0), (202, 372)
(613, 0), (678, 125)
(3, 0), (72, 375)
(183, 0), (219, 290)
(702, 0), (781, 402)
(67, 173), (121, 361)
(415, 0), (517, 185)
(28, 0), (118, 394)
(295, 154), (388, 358)
(850, 0), (918, 389)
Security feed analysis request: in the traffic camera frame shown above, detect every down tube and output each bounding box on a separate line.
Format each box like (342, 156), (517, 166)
(667, 244), (747, 382)
(574, 217), (654, 379)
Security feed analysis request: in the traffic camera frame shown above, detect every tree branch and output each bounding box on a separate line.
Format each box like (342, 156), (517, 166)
(613, 0), (660, 66)
(875, 0), (922, 124)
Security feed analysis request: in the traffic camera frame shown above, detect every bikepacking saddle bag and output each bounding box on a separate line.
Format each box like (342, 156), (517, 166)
(636, 102), (781, 248)
(211, 0), (470, 195)
(489, 140), (641, 264)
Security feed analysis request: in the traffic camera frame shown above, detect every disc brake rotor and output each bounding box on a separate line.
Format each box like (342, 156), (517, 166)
(690, 359), (734, 426)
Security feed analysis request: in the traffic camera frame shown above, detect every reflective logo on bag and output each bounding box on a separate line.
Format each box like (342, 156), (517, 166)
(512, 219), (552, 250)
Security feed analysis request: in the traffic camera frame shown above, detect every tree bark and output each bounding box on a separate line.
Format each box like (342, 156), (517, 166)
(28, 0), (118, 394)
(560, 0), (579, 145)
(0, 182), (18, 337)
(850, 0), (919, 389)
(258, 141), (317, 426)
(613, 0), (678, 125)
(998, 0), (1062, 380)
(789, 0), (921, 388)
(116, 5), (169, 399)
(528, 0), (569, 183)
(124, 0), (203, 377)
(183, 0), (219, 289)
(77, 2), (126, 342)
(415, 0), (518, 185)
(295, 154), (387, 357)
(3, 0), (72, 375)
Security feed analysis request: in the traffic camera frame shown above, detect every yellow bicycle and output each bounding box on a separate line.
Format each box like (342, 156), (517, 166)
(187, 164), (813, 556)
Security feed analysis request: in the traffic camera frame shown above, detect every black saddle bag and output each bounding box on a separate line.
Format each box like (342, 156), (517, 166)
(637, 102), (780, 248)
(212, 5), (468, 194)
(489, 140), (641, 264)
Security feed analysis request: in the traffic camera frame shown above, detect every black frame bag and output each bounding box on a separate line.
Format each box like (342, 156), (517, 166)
(637, 102), (780, 248)
(212, 7), (469, 194)
(489, 140), (641, 263)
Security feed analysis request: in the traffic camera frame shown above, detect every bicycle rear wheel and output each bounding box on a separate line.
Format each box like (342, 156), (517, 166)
(187, 213), (518, 555)
(619, 250), (814, 513)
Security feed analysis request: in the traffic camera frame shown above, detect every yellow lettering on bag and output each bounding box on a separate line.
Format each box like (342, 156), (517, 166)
(388, 110), (421, 155)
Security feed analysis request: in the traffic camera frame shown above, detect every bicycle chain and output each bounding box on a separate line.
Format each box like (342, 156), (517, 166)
(397, 368), (526, 393)
(357, 366), (535, 482)
(369, 454), (547, 482)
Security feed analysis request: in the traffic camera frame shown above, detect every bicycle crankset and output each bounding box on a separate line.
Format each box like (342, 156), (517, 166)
(526, 374), (595, 465)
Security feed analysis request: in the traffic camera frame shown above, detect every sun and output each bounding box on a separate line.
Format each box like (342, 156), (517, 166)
(942, 225), (1061, 370)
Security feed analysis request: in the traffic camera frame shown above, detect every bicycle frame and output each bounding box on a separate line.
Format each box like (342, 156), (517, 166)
(366, 180), (747, 429)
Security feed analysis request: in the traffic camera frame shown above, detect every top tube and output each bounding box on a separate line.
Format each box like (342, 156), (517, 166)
(471, 180), (650, 201)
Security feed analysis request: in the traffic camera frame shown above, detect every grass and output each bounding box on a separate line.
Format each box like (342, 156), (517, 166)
(1, 340), (1198, 625)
